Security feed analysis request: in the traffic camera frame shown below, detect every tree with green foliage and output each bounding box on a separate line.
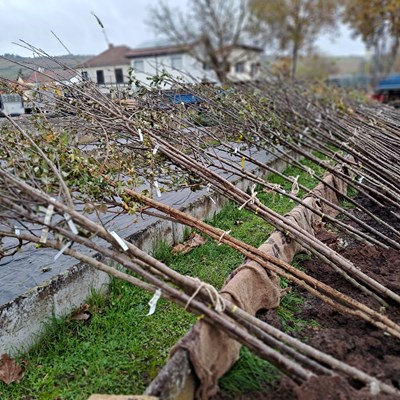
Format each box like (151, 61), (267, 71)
(250, 0), (340, 79)
(342, 0), (400, 80)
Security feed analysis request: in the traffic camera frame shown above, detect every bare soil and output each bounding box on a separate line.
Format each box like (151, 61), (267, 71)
(219, 195), (400, 399)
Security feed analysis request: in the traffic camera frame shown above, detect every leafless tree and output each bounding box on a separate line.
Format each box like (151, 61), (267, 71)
(147, 0), (257, 83)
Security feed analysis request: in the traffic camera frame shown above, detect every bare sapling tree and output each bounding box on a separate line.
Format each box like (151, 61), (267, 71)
(2, 50), (400, 396)
(1, 107), (400, 396)
(147, 0), (258, 83)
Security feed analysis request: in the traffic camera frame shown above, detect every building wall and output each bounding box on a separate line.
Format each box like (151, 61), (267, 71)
(227, 48), (262, 82)
(130, 48), (261, 87)
(130, 53), (217, 88)
(80, 64), (131, 87)
(80, 48), (262, 90)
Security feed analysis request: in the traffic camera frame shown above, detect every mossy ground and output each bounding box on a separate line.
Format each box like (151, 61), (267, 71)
(1, 157), (326, 400)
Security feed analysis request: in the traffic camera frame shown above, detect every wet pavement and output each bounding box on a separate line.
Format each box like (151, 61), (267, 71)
(0, 144), (274, 307)
(0, 186), (203, 306)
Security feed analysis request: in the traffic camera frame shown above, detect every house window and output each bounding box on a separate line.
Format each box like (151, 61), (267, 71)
(235, 62), (245, 73)
(250, 63), (259, 77)
(96, 70), (105, 84)
(81, 71), (89, 81)
(133, 60), (145, 73)
(171, 55), (183, 69)
(115, 68), (124, 84)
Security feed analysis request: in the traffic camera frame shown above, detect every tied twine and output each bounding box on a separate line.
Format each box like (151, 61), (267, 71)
(306, 167), (314, 177)
(185, 277), (225, 313)
(289, 175), (300, 197)
(263, 183), (281, 203)
(238, 184), (258, 210)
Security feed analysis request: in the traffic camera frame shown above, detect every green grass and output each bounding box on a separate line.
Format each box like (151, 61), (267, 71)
(341, 184), (358, 209)
(219, 251), (318, 397)
(278, 253), (318, 333)
(219, 347), (279, 394)
(1, 155), (325, 399)
(2, 282), (193, 400)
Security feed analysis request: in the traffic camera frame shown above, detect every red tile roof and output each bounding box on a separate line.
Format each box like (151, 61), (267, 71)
(25, 69), (77, 84)
(126, 44), (193, 59)
(126, 43), (262, 59)
(80, 45), (132, 68)
(224, 44), (263, 53)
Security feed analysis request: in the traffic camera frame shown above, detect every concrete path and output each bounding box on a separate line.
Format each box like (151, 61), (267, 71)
(1, 138), (293, 355)
(0, 145), (273, 307)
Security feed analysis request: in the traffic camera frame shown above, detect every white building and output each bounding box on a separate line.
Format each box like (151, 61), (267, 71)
(79, 45), (132, 88)
(225, 45), (263, 81)
(126, 43), (262, 87)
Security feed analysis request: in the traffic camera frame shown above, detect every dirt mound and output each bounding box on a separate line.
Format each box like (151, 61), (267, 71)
(217, 194), (400, 399)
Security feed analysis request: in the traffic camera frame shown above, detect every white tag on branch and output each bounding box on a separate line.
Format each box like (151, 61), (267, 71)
(64, 213), (78, 235)
(138, 128), (143, 142)
(218, 229), (231, 246)
(146, 288), (162, 316)
(206, 183), (215, 203)
(368, 379), (380, 396)
(40, 202), (55, 243)
(110, 231), (129, 251)
(154, 181), (161, 197)
(54, 241), (72, 261)
(152, 144), (160, 155)
(154, 180), (162, 197)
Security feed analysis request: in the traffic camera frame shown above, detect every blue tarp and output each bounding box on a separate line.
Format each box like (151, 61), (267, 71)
(168, 94), (202, 104)
(377, 75), (400, 91)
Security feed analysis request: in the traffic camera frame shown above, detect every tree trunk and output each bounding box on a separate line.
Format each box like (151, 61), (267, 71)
(215, 68), (228, 83)
(291, 42), (299, 80)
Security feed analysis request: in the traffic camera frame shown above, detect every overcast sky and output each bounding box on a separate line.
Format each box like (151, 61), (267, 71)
(0, 0), (366, 58)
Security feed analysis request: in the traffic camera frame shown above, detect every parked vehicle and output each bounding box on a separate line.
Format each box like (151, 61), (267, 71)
(0, 93), (25, 117)
(372, 75), (400, 108)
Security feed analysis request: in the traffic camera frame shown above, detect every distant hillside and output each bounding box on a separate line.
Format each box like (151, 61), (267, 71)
(0, 54), (93, 80)
(328, 56), (366, 75)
